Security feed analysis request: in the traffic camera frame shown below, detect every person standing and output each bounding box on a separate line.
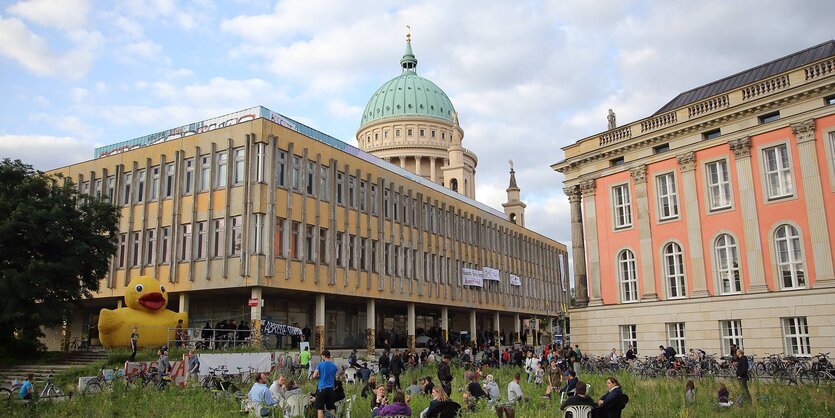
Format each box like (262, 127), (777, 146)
(129, 326), (140, 362)
(736, 348), (751, 404)
(175, 319), (185, 348)
(438, 354), (453, 396)
(300, 346), (312, 377)
(157, 350), (171, 378)
(507, 372), (524, 403)
(378, 350), (391, 380)
(187, 350), (200, 385)
(390, 350), (403, 389)
(311, 350), (339, 418)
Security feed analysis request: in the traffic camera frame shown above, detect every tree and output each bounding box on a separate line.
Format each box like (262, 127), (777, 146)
(0, 159), (119, 355)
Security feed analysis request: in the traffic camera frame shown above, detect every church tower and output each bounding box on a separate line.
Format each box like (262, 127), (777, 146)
(502, 162), (526, 226)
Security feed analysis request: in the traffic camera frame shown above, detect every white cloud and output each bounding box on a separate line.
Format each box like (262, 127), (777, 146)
(7, 0), (89, 30)
(326, 99), (361, 119)
(0, 135), (95, 170)
(0, 17), (100, 79)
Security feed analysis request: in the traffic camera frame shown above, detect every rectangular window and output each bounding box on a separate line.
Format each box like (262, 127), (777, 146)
(230, 216), (242, 256)
(233, 148), (245, 185)
(348, 176), (356, 208)
(666, 322), (686, 355)
(393, 193), (400, 222)
(402, 195), (408, 224)
(160, 227), (170, 263)
(407, 128), (413, 136)
(653, 143), (670, 154)
(216, 152), (228, 188)
(305, 224), (315, 261)
(720, 320), (743, 357)
(122, 172), (132, 205)
(656, 172), (679, 220)
(255, 143), (266, 183)
(145, 229), (156, 265)
(702, 128), (721, 140)
(782, 317), (811, 356)
(183, 158), (194, 195)
(335, 232), (344, 267)
(118, 233), (127, 268)
(131, 232), (141, 267)
(336, 172), (344, 205)
(320, 165), (329, 199)
(620, 324), (637, 355)
(106, 176), (115, 203)
(292, 156), (302, 191)
(319, 228), (327, 263)
(763, 144), (794, 199)
(610, 156), (625, 166)
(371, 240), (378, 273)
(213, 219), (225, 258)
(274, 218), (285, 257)
(150, 166), (160, 200)
(385, 243), (392, 275)
(612, 184), (632, 229)
(93, 179), (102, 198)
(705, 160), (732, 210)
(306, 161), (316, 195)
(199, 155), (211, 192)
(419, 129), (425, 137)
(360, 238), (368, 271)
(758, 111), (780, 124)
(370, 184), (378, 215)
(383, 189), (390, 218)
(348, 234), (357, 269)
(164, 163), (175, 198)
(195, 221), (207, 259)
(290, 221), (300, 259)
(252, 214), (264, 254)
(135, 169), (146, 203)
(276, 150), (287, 187)
(359, 181), (367, 212)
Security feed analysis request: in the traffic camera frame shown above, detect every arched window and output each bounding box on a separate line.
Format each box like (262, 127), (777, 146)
(450, 179), (458, 192)
(617, 249), (638, 302)
(509, 213), (517, 224)
(663, 242), (686, 299)
(774, 224), (805, 289)
(714, 234), (741, 294)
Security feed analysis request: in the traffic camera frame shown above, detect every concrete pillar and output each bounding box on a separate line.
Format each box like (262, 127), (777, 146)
(677, 153), (709, 297)
(179, 293), (189, 313)
(580, 179), (601, 305)
(430, 157), (437, 182)
(441, 307), (449, 343)
(407, 303), (416, 352)
(249, 288), (261, 346)
(366, 299), (376, 357)
(792, 120), (835, 286)
(631, 166), (659, 301)
(315, 294), (326, 353)
(564, 185), (588, 306)
(399, 157), (406, 169)
(469, 310), (477, 344)
(729, 137), (768, 293)
(493, 311), (501, 347)
(414, 156), (422, 177)
(514, 313), (521, 343)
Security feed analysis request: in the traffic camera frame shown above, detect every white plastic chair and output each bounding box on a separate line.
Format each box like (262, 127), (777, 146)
(563, 404), (592, 418)
(344, 367), (358, 384)
(343, 394), (356, 418)
(283, 393), (308, 418)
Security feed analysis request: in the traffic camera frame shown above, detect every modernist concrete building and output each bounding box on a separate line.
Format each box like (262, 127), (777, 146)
(553, 41), (835, 357)
(44, 38), (568, 354)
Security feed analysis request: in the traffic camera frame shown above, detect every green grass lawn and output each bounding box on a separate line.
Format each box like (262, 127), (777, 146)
(3, 361), (833, 417)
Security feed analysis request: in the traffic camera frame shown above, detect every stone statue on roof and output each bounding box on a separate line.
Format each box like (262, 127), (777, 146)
(607, 108), (616, 130)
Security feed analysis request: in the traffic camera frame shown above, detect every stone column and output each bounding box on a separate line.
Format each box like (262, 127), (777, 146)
(366, 299), (376, 357)
(315, 294), (326, 353)
(400, 157), (406, 169)
(249, 288), (262, 347)
(441, 307), (449, 343)
(407, 303), (416, 352)
(493, 311), (501, 348)
(564, 185), (589, 306)
(729, 137), (768, 293)
(469, 310), (477, 345)
(514, 313), (521, 343)
(179, 293), (190, 313)
(677, 152), (709, 297)
(414, 156), (422, 177)
(580, 179), (602, 305)
(430, 157), (437, 182)
(791, 120), (835, 287)
(631, 165), (659, 301)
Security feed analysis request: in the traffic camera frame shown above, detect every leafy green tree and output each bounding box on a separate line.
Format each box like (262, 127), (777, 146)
(0, 159), (119, 355)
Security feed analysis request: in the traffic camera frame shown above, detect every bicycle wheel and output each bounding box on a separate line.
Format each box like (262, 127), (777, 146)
(0, 388), (12, 404)
(46, 385), (65, 398)
(83, 381), (102, 396)
(799, 370), (819, 386)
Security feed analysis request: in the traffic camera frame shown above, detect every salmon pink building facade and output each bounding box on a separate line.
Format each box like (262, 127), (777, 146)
(553, 41), (835, 357)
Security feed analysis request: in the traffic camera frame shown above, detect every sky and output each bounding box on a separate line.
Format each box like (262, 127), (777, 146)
(1, 0), (834, 282)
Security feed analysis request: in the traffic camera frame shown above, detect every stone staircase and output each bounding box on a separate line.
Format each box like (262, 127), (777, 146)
(0, 349), (107, 389)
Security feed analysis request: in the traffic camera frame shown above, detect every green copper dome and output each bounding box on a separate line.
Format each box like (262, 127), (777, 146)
(360, 37), (456, 128)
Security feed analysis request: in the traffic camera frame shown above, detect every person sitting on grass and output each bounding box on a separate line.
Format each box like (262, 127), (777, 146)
(371, 384), (388, 413)
(507, 372), (525, 403)
(483, 374), (501, 403)
(358, 362), (372, 383)
(377, 390), (412, 417)
(19, 374), (34, 400)
(685, 380), (696, 404)
(362, 375), (378, 398)
(718, 383), (732, 407)
(467, 373), (487, 401)
(406, 379), (422, 397)
(420, 385), (457, 418)
(591, 376), (624, 418)
(421, 376), (435, 395)
(560, 381), (595, 417)
(559, 369), (579, 397)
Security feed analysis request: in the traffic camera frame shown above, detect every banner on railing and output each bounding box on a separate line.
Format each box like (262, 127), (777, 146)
(482, 267), (500, 282)
(509, 274), (521, 286)
(261, 320), (303, 337)
(125, 360), (188, 387)
(462, 268), (484, 287)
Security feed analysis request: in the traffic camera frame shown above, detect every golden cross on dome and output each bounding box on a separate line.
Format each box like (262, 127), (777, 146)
(406, 25), (411, 42)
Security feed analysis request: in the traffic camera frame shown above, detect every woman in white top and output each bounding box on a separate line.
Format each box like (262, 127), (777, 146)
(524, 351), (540, 382)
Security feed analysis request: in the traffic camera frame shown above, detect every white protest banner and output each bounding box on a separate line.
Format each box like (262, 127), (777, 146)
(462, 268), (484, 287)
(509, 274), (521, 286)
(482, 267), (500, 282)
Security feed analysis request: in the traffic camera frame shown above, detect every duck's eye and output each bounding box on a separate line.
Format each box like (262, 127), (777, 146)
(135, 284), (144, 292)
(160, 285), (166, 293)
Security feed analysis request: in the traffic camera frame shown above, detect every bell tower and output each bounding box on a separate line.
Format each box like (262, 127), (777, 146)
(502, 161), (526, 226)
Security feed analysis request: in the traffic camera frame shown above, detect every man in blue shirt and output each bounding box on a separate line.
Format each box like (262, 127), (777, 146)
(248, 372), (277, 409)
(19, 374), (34, 400)
(311, 350), (338, 418)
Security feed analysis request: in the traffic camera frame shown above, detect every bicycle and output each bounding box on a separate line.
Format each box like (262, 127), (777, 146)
(69, 337), (90, 352)
(83, 368), (122, 395)
(202, 366), (242, 398)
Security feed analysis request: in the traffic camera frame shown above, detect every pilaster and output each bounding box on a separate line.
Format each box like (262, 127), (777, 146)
(729, 136), (768, 293)
(315, 294), (326, 352)
(366, 299), (376, 356)
(791, 120), (835, 287)
(565, 184), (589, 306)
(580, 178), (602, 305)
(631, 165), (659, 301)
(677, 152), (709, 298)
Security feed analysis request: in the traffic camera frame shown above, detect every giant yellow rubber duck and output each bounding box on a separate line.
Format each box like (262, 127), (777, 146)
(97, 276), (188, 348)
